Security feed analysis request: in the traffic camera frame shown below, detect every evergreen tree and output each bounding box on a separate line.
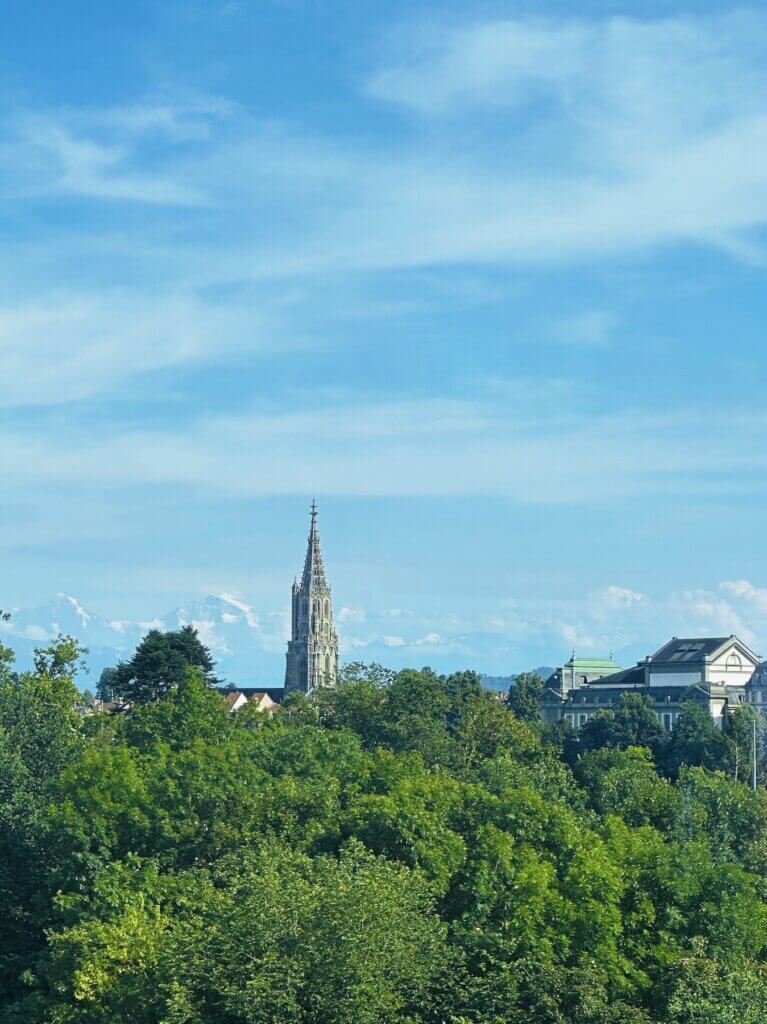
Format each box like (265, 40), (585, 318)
(113, 625), (218, 704)
(97, 666), (118, 701)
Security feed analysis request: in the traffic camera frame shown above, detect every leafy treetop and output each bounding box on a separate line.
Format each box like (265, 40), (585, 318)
(113, 625), (218, 705)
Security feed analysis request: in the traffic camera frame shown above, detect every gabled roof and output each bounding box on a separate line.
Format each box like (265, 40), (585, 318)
(649, 637), (730, 664)
(217, 686), (285, 703)
(649, 635), (760, 665)
(540, 686), (568, 703)
(249, 691), (276, 704)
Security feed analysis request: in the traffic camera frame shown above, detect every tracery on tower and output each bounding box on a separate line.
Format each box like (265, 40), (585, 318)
(284, 502), (339, 695)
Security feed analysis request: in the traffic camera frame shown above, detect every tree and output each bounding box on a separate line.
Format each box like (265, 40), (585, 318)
(119, 668), (232, 753)
(6, 647), (767, 1023)
(0, 637), (85, 1002)
(725, 703), (759, 784)
(34, 844), (452, 1024)
(0, 611), (13, 686)
(577, 746), (680, 830)
(33, 634), (88, 680)
(338, 661), (395, 689)
(580, 693), (666, 754)
(660, 939), (767, 1023)
(455, 693), (538, 768)
(317, 676), (387, 748)
(506, 671), (544, 722)
(96, 666), (118, 702)
(662, 702), (731, 778)
(379, 668), (455, 766)
(113, 626), (218, 705)
(671, 766), (767, 864)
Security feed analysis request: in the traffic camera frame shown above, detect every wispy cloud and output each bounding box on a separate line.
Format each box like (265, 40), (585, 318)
(335, 576), (767, 670)
(0, 9), (760, 430)
(367, 12), (767, 126)
(5, 11), (767, 286)
(3, 392), (767, 502)
(1, 97), (230, 206)
(0, 292), (276, 406)
(484, 579), (767, 663)
(249, 10), (767, 272)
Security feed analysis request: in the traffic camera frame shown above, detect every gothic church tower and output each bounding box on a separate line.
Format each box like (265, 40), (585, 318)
(284, 502), (339, 695)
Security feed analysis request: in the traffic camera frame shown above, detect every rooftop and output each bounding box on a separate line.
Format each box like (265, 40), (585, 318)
(565, 656), (621, 669)
(649, 637), (732, 664)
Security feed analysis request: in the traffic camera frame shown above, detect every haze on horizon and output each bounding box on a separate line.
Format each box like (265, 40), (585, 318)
(2, 0), (767, 677)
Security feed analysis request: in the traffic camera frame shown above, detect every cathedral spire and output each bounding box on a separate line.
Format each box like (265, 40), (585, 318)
(300, 499), (328, 591)
(285, 502), (339, 695)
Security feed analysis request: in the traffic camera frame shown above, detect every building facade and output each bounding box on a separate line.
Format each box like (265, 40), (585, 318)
(284, 502), (339, 695)
(746, 662), (767, 709)
(541, 635), (761, 731)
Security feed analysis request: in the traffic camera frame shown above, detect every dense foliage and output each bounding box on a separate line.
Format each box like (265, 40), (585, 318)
(113, 625), (219, 704)
(2, 642), (767, 1022)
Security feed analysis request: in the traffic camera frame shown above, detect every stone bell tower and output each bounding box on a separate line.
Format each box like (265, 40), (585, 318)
(284, 502), (339, 695)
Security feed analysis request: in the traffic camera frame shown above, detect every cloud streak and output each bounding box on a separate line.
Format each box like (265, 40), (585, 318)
(0, 292), (278, 407)
(2, 393), (767, 503)
(4, 9), (767, 295)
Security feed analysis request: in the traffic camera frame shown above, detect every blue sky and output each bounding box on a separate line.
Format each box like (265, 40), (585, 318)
(2, 0), (767, 679)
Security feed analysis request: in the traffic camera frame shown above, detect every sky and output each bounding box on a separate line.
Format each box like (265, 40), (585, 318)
(2, 0), (767, 679)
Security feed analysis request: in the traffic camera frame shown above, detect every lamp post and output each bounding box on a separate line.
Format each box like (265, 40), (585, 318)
(753, 717), (758, 793)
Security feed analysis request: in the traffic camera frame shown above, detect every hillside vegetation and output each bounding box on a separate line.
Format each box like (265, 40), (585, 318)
(1, 639), (767, 1023)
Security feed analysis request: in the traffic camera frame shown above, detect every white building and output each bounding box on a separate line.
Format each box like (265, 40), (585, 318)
(541, 635), (761, 730)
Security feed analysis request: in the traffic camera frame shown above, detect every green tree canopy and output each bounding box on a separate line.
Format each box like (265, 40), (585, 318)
(580, 692), (667, 754)
(506, 671), (544, 722)
(1, 646), (767, 1023)
(96, 666), (118, 701)
(113, 625), (218, 705)
(662, 701), (732, 778)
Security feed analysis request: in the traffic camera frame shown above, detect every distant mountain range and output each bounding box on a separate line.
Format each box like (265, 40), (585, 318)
(0, 594), (559, 691)
(0, 593), (285, 688)
(481, 669), (554, 692)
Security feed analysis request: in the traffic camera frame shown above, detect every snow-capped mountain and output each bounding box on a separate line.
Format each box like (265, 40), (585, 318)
(158, 593), (287, 684)
(9, 593), (141, 649)
(0, 593), (547, 688)
(0, 593), (287, 687)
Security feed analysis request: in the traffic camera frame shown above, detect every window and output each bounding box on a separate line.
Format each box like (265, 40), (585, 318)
(670, 643), (705, 662)
(566, 714), (576, 727)
(578, 713), (588, 727)
(662, 712), (673, 731)
(726, 652), (743, 671)
(757, 691), (763, 705)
